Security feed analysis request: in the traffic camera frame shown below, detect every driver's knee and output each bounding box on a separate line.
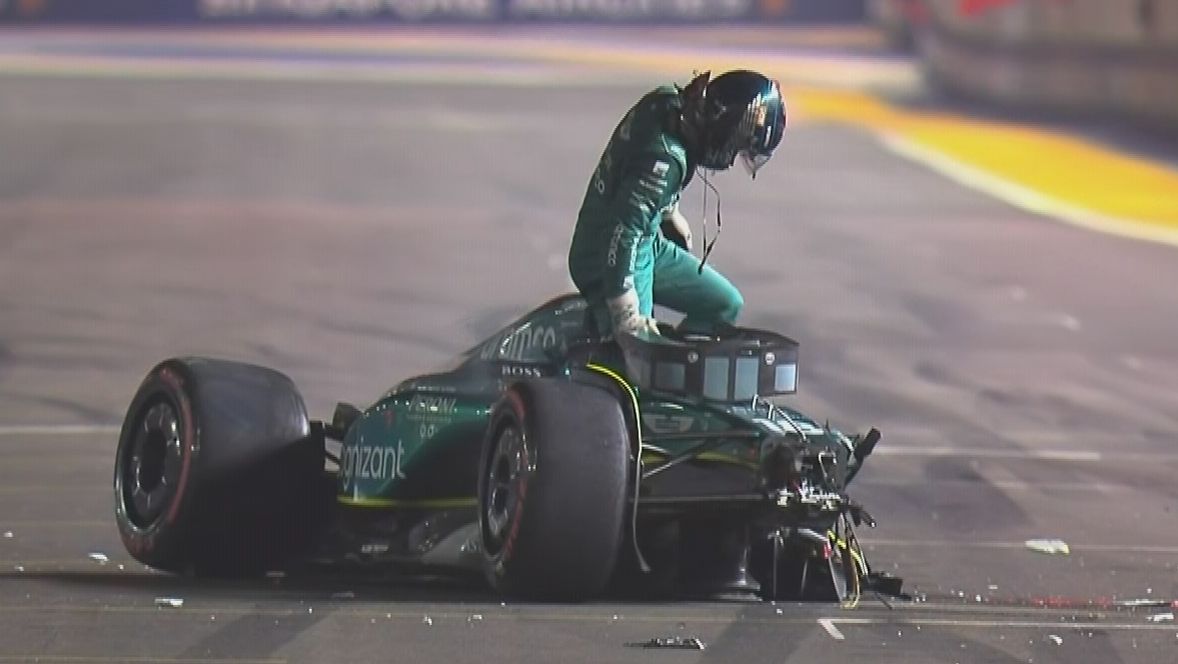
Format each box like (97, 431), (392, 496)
(717, 289), (743, 323)
(681, 288), (742, 332)
(700, 287), (742, 324)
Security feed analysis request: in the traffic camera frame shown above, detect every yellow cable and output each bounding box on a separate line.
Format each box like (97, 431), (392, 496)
(585, 363), (649, 572)
(849, 548), (869, 577)
(585, 363), (640, 415)
(841, 520), (871, 609)
(842, 547), (865, 609)
(838, 546), (862, 610)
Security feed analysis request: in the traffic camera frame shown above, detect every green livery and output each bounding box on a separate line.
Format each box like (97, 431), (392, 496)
(336, 395), (488, 507)
(336, 295), (844, 510)
(113, 293), (898, 602)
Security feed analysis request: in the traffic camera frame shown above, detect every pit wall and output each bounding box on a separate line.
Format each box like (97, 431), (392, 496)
(881, 0), (1178, 127)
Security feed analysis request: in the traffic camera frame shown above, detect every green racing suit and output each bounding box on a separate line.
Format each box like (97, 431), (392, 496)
(568, 85), (743, 336)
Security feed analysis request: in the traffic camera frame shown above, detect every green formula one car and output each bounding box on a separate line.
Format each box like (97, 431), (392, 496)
(113, 294), (900, 603)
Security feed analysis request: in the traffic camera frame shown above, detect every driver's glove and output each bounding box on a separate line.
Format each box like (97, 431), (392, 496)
(606, 289), (659, 337)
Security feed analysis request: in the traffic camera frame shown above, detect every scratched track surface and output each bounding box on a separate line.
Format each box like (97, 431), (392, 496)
(1, 28), (1177, 663)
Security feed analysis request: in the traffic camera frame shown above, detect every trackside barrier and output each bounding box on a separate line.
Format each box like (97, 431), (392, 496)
(870, 0), (1178, 128)
(0, 0), (867, 23)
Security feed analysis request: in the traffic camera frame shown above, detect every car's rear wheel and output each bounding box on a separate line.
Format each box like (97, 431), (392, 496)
(114, 358), (326, 575)
(479, 379), (630, 600)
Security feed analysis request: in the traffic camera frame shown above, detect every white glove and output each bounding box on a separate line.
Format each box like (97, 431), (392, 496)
(662, 205), (693, 252)
(606, 289), (660, 337)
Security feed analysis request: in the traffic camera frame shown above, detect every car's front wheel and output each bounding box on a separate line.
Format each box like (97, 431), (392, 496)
(478, 378), (631, 600)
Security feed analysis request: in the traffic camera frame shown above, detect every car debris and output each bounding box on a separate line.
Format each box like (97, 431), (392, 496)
(1025, 539), (1070, 555)
(626, 636), (706, 650)
(154, 598), (184, 608)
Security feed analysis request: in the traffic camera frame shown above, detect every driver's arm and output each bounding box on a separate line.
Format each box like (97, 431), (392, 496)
(603, 155), (683, 333)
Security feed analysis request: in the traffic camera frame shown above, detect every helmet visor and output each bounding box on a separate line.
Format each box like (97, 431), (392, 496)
(738, 84), (784, 177)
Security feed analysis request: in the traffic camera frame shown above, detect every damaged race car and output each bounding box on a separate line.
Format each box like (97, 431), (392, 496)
(113, 294), (901, 603)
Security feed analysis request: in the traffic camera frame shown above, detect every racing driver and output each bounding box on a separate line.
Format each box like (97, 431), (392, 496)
(568, 69), (786, 338)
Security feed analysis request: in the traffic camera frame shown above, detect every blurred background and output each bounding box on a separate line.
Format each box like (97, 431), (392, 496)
(5, 0), (1178, 126)
(3, 0), (1176, 413)
(1, 2), (1177, 662)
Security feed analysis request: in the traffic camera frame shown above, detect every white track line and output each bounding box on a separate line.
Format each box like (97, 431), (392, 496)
(881, 133), (1178, 250)
(859, 539), (1178, 554)
(0, 657), (284, 664)
(858, 478), (1123, 493)
(0, 425), (120, 436)
(823, 616), (1178, 631)
(875, 446), (1178, 464)
(875, 446), (1102, 461)
(10, 426), (1178, 466)
(817, 618), (846, 640)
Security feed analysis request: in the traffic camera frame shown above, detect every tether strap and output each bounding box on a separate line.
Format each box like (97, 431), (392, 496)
(698, 170), (722, 274)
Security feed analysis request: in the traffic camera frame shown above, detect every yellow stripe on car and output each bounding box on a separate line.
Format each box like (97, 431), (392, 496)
(336, 496), (478, 509)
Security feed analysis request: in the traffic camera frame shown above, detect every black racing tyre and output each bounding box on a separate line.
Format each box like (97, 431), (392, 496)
(478, 379), (631, 601)
(113, 358), (323, 575)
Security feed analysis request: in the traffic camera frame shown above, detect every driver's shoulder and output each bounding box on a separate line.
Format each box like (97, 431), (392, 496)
(627, 138), (686, 188)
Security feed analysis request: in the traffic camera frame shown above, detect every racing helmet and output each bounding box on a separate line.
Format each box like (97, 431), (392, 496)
(681, 70), (786, 175)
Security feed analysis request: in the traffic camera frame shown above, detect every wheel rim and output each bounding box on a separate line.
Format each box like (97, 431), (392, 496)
(120, 400), (184, 529)
(483, 424), (526, 556)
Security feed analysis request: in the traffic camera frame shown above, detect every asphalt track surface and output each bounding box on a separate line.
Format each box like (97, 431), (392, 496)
(1, 27), (1177, 664)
